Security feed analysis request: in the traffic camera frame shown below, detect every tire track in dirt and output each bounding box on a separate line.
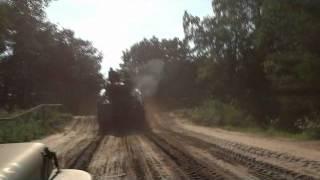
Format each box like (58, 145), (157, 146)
(88, 134), (188, 180)
(39, 116), (99, 168)
(136, 135), (186, 180)
(68, 136), (103, 170)
(125, 135), (153, 180)
(169, 122), (320, 179)
(39, 113), (320, 179)
(164, 130), (318, 180)
(174, 123), (320, 177)
(147, 105), (320, 179)
(147, 132), (238, 180)
(88, 135), (138, 180)
(126, 135), (188, 180)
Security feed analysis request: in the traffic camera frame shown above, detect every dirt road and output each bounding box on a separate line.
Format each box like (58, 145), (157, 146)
(40, 106), (320, 180)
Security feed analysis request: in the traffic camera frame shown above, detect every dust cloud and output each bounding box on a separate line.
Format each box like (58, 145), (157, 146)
(133, 59), (164, 97)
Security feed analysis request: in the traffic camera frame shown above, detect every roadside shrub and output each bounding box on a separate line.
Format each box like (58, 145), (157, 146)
(0, 110), (72, 143)
(178, 99), (320, 140)
(182, 99), (256, 127)
(295, 113), (320, 139)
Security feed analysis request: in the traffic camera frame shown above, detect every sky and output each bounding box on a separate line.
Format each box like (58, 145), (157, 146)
(46, 0), (212, 75)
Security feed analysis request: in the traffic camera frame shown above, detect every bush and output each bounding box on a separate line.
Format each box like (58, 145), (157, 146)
(0, 110), (71, 143)
(295, 113), (320, 139)
(181, 99), (256, 127)
(178, 99), (320, 140)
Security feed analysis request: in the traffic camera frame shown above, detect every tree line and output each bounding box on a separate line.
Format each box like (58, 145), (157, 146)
(0, 0), (104, 113)
(1, 0), (319, 130)
(120, 0), (320, 131)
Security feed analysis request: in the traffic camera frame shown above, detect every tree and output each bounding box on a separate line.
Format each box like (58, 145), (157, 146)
(182, 0), (320, 129)
(183, 0), (274, 124)
(0, 0), (104, 113)
(121, 37), (198, 104)
(256, 0), (320, 129)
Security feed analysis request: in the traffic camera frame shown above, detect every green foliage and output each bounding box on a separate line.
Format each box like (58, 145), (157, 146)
(179, 100), (320, 140)
(258, 0), (320, 90)
(119, 0), (320, 132)
(180, 99), (256, 127)
(121, 37), (200, 102)
(0, 110), (71, 143)
(181, 0), (320, 130)
(295, 113), (320, 139)
(183, 0), (275, 124)
(223, 126), (315, 140)
(0, 1), (103, 113)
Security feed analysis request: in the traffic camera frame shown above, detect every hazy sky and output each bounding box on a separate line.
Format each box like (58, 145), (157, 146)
(46, 0), (212, 75)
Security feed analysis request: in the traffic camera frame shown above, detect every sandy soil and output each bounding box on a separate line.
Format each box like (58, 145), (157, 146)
(178, 118), (320, 161)
(38, 105), (320, 180)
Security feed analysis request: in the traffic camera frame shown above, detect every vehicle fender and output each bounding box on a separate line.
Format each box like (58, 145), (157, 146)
(50, 169), (92, 180)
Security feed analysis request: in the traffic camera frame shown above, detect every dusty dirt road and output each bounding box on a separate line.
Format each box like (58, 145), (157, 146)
(40, 105), (320, 180)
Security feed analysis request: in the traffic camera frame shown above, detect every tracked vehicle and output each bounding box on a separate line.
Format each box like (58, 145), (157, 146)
(97, 69), (147, 134)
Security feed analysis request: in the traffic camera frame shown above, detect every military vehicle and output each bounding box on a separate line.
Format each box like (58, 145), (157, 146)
(0, 143), (92, 180)
(97, 69), (147, 134)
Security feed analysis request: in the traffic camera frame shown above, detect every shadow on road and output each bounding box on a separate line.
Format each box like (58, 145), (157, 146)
(98, 129), (152, 138)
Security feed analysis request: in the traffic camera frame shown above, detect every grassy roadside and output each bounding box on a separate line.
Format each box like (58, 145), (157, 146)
(0, 108), (72, 143)
(175, 100), (320, 140)
(177, 112), (316, 140)
(0, 109), (24, 118)
(220, 125), (313, 140)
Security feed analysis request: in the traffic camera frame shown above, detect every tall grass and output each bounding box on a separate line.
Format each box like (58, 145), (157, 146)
(0, 108), (71, 143)
(178, 99), (320, 140)
(179, 100), (256, 127)
(0, 109), (24, 118)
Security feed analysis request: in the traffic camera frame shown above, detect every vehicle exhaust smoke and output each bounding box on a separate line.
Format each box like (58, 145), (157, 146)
(134, 59), (164, 97)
